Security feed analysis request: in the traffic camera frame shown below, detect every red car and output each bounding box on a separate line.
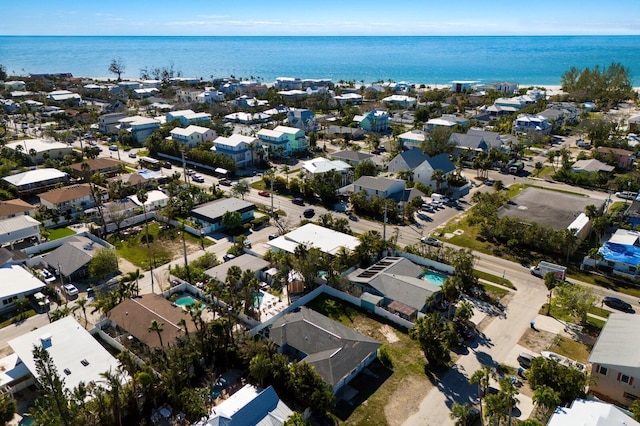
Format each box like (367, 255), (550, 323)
(258, 190), (270, 197)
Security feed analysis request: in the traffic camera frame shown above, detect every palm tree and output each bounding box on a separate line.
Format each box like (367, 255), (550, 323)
(431, 169), (445, 192)
(73, 298), (89, 328)
(441, 277), (462, 319)
(450, 401), (475, 426)
(100, 369), (123, 426)
(469, 366), (497, 425)
(455, 300), (474, 322)
(148, 320), (164, 350)
(125, 269), (143, 297)
(532, 385), (560, 421)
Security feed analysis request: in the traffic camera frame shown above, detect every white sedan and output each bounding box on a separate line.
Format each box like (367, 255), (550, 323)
(63, 284), (79, 297)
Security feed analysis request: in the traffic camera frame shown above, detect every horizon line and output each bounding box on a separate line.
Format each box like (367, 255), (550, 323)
(1, 34), (639, 37)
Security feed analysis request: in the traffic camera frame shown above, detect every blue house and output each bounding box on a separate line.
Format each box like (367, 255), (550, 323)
(354, 110), (390, 133)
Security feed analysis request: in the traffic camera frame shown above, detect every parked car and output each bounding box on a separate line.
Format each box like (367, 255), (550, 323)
(243, 240), (252, 248)
(303, 208), (315, 218)
(39, 269), (56, 283)
(615, 191), (636, 200)
(456, 321), (475, 341)
(219, 179), (232, 186)
(292, 197), (305, 206)
(185, 169), (195, 176)
(223, 254), (236, 262)
(421, 203), (434, 213)
(128, 152), (137, 158)
(603, 296), (634, 313)
(109, 144), (118, 151)
(63, 283), (79, 297)
(420, 236), (442, 247)
(517, 352), (536, 368)
(268, 234), (279, 240)
(192, 174), (205, 183)
(163, 161), (172, 169)
(258, 190), (270, 197)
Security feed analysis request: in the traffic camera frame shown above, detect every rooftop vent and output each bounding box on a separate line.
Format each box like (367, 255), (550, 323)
(80, 359), (90, 367)
(64, 368), (71, 375)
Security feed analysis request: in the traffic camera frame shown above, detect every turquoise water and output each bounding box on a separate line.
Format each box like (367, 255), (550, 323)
(175, 295), (206, 310)
(18, 418), (35, 426)
(2, 36), (640, 85)
(422, 270), (448, 287)
(253, 291), (264, 308)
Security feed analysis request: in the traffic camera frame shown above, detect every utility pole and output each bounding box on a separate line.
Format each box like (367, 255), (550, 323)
(182, 224), (191, 284)
(383, 202), (387, 242)
(181, 150), (188, 186)
(270, 169), (274, 216)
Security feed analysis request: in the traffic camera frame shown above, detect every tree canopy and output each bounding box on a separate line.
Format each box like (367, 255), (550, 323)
(560, 62), (634, 107)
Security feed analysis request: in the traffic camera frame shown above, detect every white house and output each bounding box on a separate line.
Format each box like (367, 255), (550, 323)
(5, 139), (73, 163)
(6, 316), (126, 394)
(2, 168), (69, 195)
(382, 94), (417, 108)
(170, 125), (216, 148)
(256, 126), (308, 157)
(512, 114), (552, 135)
(38, 183), (103, 216)
(4, 81), (26, 91)
(548, 399), (640, 426)
(334, 93), (363, 105)
(47, 90), (81, 104)
(302, 157), (352, 181)
(0, 263), (45, 315)
(352, 176), (405, 200)
(166, 109), (212, 126)
(596, 229), (640, 280)
(117, 116), (161, 143)
(212, 134), (258, 168)
(398, 130), (426, 150)
(99, 113), (128, 134)
(128, 189), (168, 211)
(354, 110), (390, 133)
(0, 215), (40, 249)
(268, 223), (360, 256)
(424, 114), (469, 132)
(196, 88), (225, 104)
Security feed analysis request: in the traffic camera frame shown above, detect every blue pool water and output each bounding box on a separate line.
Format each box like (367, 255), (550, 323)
(253, 291), (264, 308)
(175, 295), (206, 310)
(421, 270), (448, 287)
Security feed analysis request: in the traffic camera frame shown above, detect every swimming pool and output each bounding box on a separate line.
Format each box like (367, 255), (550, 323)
(253, 291), (264, 308)
(175, 295), (206, 310)
(421, 270), (448, 287)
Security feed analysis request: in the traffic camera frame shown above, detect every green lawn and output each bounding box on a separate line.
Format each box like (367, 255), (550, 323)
(108, 222), (213, 269)
(480, 282), (510, 300)
(546, 334), (591, 364)
(48, 227), (76, 240)
(474, 270), (515, 289)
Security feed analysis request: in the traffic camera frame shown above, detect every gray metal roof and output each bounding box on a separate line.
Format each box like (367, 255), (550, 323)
(204, 254), (269, 280)
(43, 236), (107, 277)
(427, 153), (456, 174)
(191, 198), (255, 222)
(396, 148), (429, 169)
(589, 313), (640, 377)
(353, 176), (404, 192)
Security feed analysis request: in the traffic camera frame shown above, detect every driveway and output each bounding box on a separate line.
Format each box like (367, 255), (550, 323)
(403, 262), (548, 425)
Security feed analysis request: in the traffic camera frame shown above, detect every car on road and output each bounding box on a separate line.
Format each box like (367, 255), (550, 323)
(63, 283), (79, 297)
(258, 190), (270, 197)
(420, 236), (442, 247)
(223, 254), (236, 262)
(603, 296), (634, 313)
(109, 144), (118, 151)
(219, 179), (232, 186)
(243, 240), (252, 248)
(268, 234), (279, 240)
(128, 151), (137, 158)
(303, 208), (315, 218)
(192, 174), (205, 183)
(163, 161), (172, 169)
(292, 197), (304, 206)
(185, 169), (195, 176)
(615, 191), (636, 200)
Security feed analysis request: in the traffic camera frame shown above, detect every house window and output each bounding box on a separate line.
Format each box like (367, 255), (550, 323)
(620, 374), (633, 385)
(624, 392), (639, 401)
(598, 366), (608, 375)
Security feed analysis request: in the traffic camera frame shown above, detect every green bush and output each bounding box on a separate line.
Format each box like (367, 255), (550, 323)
(378, 346), (393, 369)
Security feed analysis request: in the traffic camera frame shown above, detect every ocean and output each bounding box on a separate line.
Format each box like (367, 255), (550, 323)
(1, 35), (640, 86)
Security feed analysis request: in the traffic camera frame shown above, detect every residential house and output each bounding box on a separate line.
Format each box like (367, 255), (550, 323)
(595, 229), (640, 280)
(2, 168), (69, 195)
(301, 157), (352, 182)
(596, 147), (635, 170)
(69, 158), (122, 179)
(475, 81), (519, 94)
(274, 77), (303, 90)
(176, 88), (202, 103)
(348, 256), (442, 321)
(204, 254), (270, 283)
(588, 313), (640, 406)
(212, 134), (258, 168)
(128, 189), (168, 211)
(109, 169), (167, 189)
(166, 109), (212, 126)
(351, 176), (405, 200)
(231, 95), (268, 108)
(382, 94), (417, 108)
(5, 139), (73, 163)
(132, 88), (158, 99)
(571, 159), (615, 173)
(43, 235), (114, 281)
(325, 125), (365, 140)
(388, 148), (456, 189)
(3, 81), (26, 91)
(512, 114), (552, 135)
(449, 128), (504, 159)
(424, 114), (469, 132)
(117, 115), (161, 143)
(450, 81), (476, 93)
(269, 306), (381, 393)
(0, 199), (35, 221)
(197, 88), (225, 104)
(38, 183), (105, 217)
(0, 262), (45, 315)
(257, 126), (308, 157)
(5, 316), (125, 394)
(548, 399), (640, 426)
(106, 294), (197, 350)
(202, 384), (293, 425)
(539, 102), (580, 130)
(0, 216), (40, 249)
(170, 125), (216, 149)
(99, 113), (128, 134)
(224, 112), (271, 124)
(169, 77), (199, 85)
(118, 81), (141, 91)
(267, 223), (360, 256)
(354, 110), (390, 133)
(330, 150), (374, 167)
(629, 115), (640, 133)
(333, 93), (363, 105)
(47, 90), (81, 104)
(191, 198), (255, 234)
(286, 109), (317, 133)
(398, 130), (426, 150)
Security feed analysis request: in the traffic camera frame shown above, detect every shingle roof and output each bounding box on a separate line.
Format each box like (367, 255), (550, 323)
(38, 184), (92, 204)
(107, 294), (197, 349)
(191, 198), (255, 223)
(270, 307), (381, 388)
(426, 153), (456, 174)
(69, 158), (121, 173)
(43, 235), (106, 277)
(396, 148), (429, 169)
(353, 176), (404, 192)
(331, 150), (374, 162)
(0, 199), (35, 218)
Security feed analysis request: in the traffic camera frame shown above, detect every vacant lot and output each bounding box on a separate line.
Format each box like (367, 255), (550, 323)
(307, 294), (433, 426)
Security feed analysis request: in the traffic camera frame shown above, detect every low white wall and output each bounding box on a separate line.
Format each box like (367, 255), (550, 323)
(396, 250), (455, 274)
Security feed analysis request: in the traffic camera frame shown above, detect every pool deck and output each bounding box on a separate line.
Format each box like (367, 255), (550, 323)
(257, 290), (288, 322)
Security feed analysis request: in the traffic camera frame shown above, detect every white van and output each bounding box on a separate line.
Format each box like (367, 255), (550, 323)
(431, 193), (449, 203)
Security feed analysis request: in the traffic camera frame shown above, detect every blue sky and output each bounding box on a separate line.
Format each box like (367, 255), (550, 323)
(3, 0), (640, 36)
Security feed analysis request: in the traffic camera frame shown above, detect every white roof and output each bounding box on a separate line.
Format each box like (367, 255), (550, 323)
(257, 128), (283, 138)
(273, 125), (301, 135)
(548, 399), (640, 426)
(0, 215), (40, 235)
(0, 353), (30, 388)
(128, 190), (168, 207)
(609, 229), (640, 246)
(589, 313), (640, 377)
(6, 139), (69, 153)
(382, 95), (416, 102)
(9, 316), (126, 393)
(399, 130), (426, 142)
(268, 223), (360, 255)
(3, 168), (68, 187)
(214, 133), (258, 148)
(0, 264), (45, 301)
(170, 125), (211, 137)
(118, 115), (159, 126)
(302, 157), (351, 174)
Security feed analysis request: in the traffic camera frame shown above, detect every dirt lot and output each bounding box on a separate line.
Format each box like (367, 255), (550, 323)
(518, 328), (556, 354)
